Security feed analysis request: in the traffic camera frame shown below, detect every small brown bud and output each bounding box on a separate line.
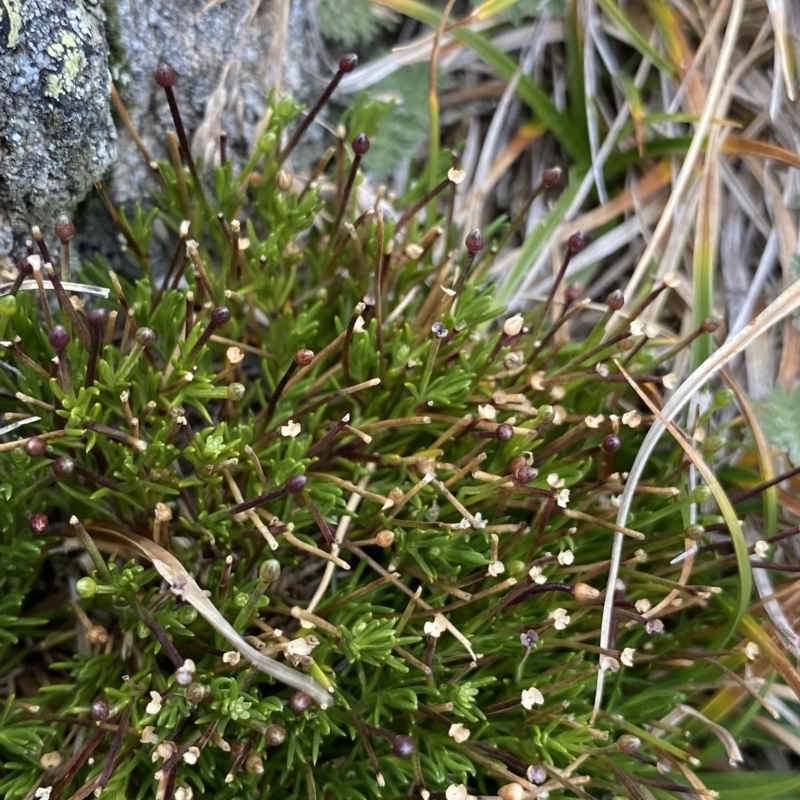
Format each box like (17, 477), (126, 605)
(498, 784), (525, 800)
(507, 456), (527, 475)
(265, 724), (286, 747)
(515, 466), (537, 484)
(91, 700), (111, 721)
(495, 423), (514, 442)
(295, 348), (314, 366)
(276, 170), (293, 191)
(289, 691), (313, 714)
(616, 734), (641, 755)
(352, 133), (370, 156)
(375, 530), (394, 548)
(601, 434), (621, 453)
(25, 437), (47, 457)
(573, 583), (600, 602)
(701, 315), (721, 333)
(245, 753), (264, 775)
(87, 624), (109, 645)
(606, 290), (624, 311)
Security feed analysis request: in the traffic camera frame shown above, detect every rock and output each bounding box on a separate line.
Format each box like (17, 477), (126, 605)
(1, 0), (322, 266)
(0, 0), (117, 258)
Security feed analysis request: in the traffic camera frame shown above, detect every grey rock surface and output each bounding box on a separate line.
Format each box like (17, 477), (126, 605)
(0, 0), (323, 265)
(0, 0), (117, 258)
(110, 0), (319, 212)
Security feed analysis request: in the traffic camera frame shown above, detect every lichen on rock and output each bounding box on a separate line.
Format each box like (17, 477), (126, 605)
(0, 0), (117, 256)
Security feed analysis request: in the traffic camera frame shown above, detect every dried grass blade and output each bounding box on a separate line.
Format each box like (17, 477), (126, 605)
(86, 525), (332, 708)
(594, 275), (800, 718)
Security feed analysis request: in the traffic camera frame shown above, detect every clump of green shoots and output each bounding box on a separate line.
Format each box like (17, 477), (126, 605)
(0, 55), (789, 800)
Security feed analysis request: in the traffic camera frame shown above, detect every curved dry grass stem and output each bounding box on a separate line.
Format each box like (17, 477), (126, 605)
(606, 0), (745, 331)
(594, 275), (800, 719)
(84, 525), (332, 708)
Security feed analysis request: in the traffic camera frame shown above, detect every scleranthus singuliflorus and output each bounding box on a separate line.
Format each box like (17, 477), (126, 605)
(0, 44), (782, 800)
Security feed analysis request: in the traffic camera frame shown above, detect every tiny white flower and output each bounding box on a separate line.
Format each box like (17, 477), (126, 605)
(595, 362), (609, 377)
(222, 650), (241, 665)
(488, 560), (505, 577)
(521, 687), (544, 709)
(664, 272), (680, 288)
(549, 385), (566, 401)
(146, 691), (162, 715)
(473, 512), (487, 529)
(458, 517), (471, 530)
(599, 655), (620, 673)
(662, 372), (677, 390)
(529, 371), (546, 391)
(549, 608), (570, 630)
(553, 405), (567, 424)
(610, 494), (621, 508)
(745, 641), (760, 661)
(35, 788), (52, 800)
(448, 168), (467, 184)
(477, 403), (497, 420)
(630, 319), (646, 337)
(503, 314), (524, 337)
(285, 636), (317, 657)
(556, 488), (570, 508)
(40, 752), (62, 769)
(547, 473), (564, 489)
(182, 746), (201, 765)
(281, 419), (301, 438)
(621, 648), (635, 667)
(448, 723), (471, 743)
(557, 549), (574, 566)
(754, 540), (769, 559)
(634, 598), (651, 614)
(528, 565), (547, 585)
(446, 784), (468, 800)
(353, 316), (366, 333)
(141, 726), (158, 744)
(645, 322), (660, 339)
(153, 741), (177, 762)
(405, 243), (424, 259)
(622, 410), (641, 428)
(585, 414), (604, 429)
(175, 788), (194, 800)
(424, 614), (447, 638)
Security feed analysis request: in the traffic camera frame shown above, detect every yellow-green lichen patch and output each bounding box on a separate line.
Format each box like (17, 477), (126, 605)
(44, 30), (87, 100)
(1, 0), (22, 49)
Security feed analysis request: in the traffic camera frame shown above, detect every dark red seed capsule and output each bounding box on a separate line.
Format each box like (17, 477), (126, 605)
(338, 53), (358, 73)
(155, 62), (176, 88)
(515, 466), (537, 484)
(465, 229), (485, 253)
(289, 691), (312, 714)
(352, 133), (370, 156)
(210, 306), (231, 327)
(285, 474), (307, 494)
(565, 283), (582, 303)
(602, 434), (621, 453)
(87, 308), (108, 330)
(91, 700), (111, 721)
(52, 456), (75, 479)
(18, 257), (33, 276)
(567, 231), (587, 253)
(49, 325), (70, 350)
(495, 423), (514, 442)
(541, 167), (562, 188)
(701, 315), (721, 333)
(29, 513), (50, 534)
(392, 735), (415, 758)
(25, 437), (47, 457)
(54, 215), (76, 242)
